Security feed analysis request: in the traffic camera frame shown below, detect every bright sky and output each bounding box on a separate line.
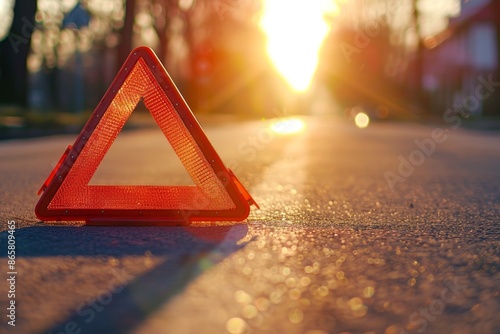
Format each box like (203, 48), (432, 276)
(417, 0), (461, 37)
(0, 0), (14, 41)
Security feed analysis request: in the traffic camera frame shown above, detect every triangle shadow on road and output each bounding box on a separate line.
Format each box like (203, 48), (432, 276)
(0, 224), (250, 333)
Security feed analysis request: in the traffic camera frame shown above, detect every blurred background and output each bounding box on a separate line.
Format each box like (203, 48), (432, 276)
(0, 0), (499, 137)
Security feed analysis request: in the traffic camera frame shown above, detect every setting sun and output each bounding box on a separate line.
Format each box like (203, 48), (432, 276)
(259, 0), (337, 92)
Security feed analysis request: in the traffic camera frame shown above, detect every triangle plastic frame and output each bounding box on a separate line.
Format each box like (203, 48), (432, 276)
(35, 46), (258, 225)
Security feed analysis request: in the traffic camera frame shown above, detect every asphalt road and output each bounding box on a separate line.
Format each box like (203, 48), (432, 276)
(0, 115), (499, 334)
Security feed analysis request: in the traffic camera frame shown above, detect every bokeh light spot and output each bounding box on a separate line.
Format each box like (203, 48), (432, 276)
(355, 112), (370, 128)
(226, 317), (247, 334)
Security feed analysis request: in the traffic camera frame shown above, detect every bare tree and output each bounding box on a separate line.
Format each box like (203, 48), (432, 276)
(117, 0), (137, 69)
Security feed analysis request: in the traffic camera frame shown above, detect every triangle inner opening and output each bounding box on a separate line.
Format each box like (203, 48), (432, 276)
(89, 99), (194, 186)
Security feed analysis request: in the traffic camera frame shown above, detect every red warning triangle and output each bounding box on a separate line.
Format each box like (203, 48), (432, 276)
(35, 46), (258, 225)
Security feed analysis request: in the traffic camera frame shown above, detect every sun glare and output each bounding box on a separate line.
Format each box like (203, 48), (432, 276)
(270, 117), (306, 135)
(260, 0), (337, 92)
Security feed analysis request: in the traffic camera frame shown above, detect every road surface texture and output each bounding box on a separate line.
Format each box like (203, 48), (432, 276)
(1, 115), (499, 334)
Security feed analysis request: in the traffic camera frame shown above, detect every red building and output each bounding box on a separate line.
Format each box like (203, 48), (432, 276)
(423, 0), (500, 117)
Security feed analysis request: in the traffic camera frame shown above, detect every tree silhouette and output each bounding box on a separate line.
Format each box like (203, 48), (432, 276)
(0, 0), (37, 108)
